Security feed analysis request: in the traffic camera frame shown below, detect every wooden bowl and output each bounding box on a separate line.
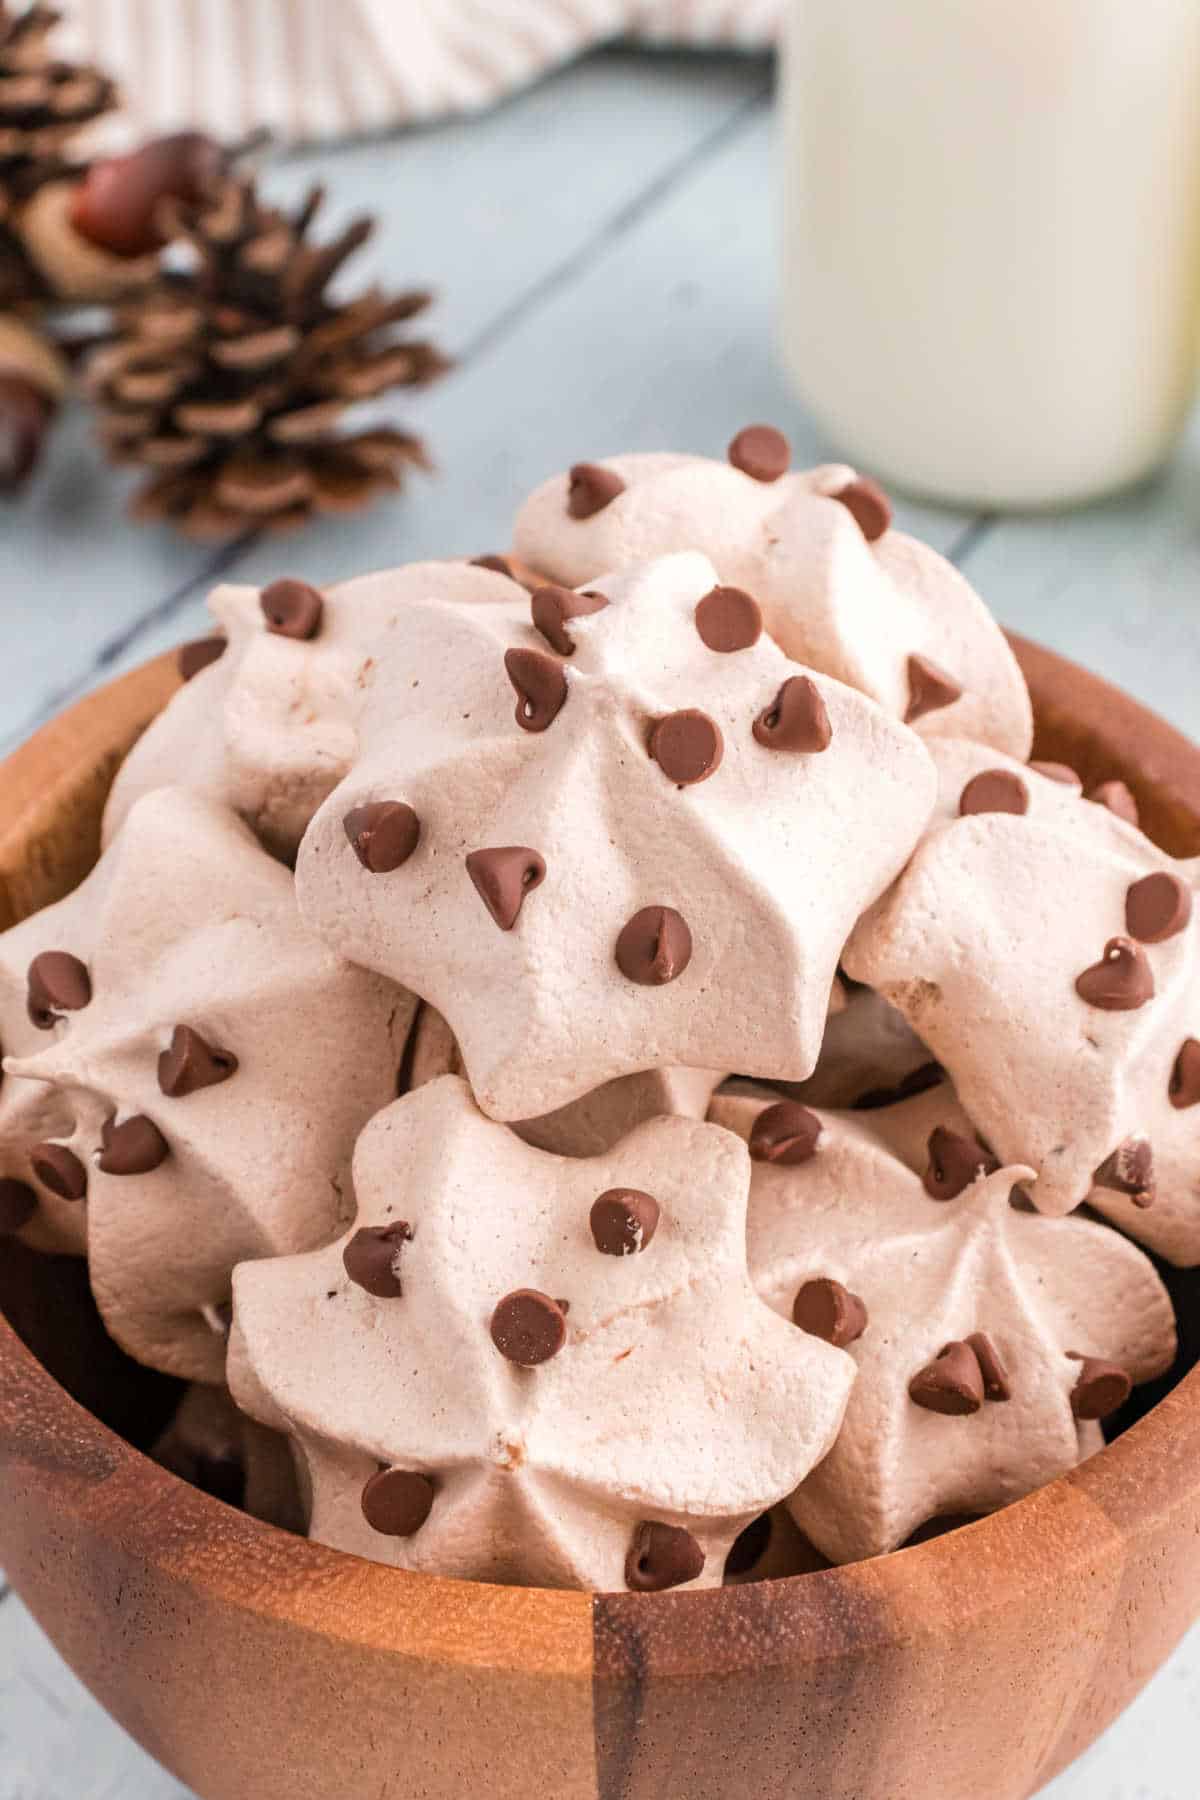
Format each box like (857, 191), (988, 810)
(2, 639), (1200, 1800)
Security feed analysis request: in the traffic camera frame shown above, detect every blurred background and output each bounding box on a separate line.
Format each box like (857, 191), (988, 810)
(3, 0), (1200, 762)
(2, 7), (1200, 1794)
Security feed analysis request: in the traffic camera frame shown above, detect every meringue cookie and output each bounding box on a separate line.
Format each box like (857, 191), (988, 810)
(513, 447), (1032, 757)
(7, 788), (414, 1382)
(845, 740), (1200, 1231)
(0, 905), (93, 1256)
(297, 551), (936, 1121)
(104, 560), (522, 860)
(229, 1075), (855, 1592)
(151, 1381), (304, 1532)
(711, 1092), (1177, 1564)
(406, 1002), (723, 1156)
(924, 737), (1146, 838)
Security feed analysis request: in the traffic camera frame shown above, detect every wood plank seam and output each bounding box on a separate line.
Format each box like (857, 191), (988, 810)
(945, 513), (996, 569)
(459, 80), (771, 367)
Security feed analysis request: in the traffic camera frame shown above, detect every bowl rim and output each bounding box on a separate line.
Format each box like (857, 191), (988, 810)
(3, 634), (1200, 1687)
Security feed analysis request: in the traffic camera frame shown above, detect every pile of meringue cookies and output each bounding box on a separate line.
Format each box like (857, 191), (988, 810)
(2, 426), (1191, 1594)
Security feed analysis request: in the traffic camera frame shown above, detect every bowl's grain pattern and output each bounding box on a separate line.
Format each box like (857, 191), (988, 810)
(1, 637), (1199, 1800)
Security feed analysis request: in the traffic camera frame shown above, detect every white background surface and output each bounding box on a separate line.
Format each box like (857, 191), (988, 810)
(2, 44), (1200, 1800)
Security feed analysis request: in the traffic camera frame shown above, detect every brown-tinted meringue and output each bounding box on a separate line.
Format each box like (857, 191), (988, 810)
(103, 560), (523, 860)
(712, 1091), (1177, 1564)
(845, 739), (1200, 1246)
(513, 450), (1032, 757)
(296, 551), (936, 1121)
(7, 789), (414, 1381)
(229, 1075), (855, 1591)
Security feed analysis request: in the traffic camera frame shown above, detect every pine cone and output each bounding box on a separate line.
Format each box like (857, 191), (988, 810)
(0, 3), (118, 309)
(86, 174), (450, 540)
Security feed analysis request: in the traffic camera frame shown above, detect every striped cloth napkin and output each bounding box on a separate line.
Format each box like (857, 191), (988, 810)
(57, 0), (780, 148)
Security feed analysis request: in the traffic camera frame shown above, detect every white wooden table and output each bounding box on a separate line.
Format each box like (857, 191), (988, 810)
(2, 45), (1200, 1800)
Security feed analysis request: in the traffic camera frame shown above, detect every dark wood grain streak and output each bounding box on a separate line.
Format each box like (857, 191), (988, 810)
(594, 1568), (897, 1800)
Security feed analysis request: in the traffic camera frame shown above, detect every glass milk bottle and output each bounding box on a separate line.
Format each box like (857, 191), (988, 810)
(779, 0), (1200, 510)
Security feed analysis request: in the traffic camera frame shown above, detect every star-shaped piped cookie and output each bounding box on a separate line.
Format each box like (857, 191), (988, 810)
(296, 551), (936, 1121)
(711, 1091), (1177, 1563)
(104, 560), (523, 860)
(7, 788), (414, 1381)
(845, 740), (1200, 1244)
(229, 1075), (856, 1592)
(513, 438), (1032, 757)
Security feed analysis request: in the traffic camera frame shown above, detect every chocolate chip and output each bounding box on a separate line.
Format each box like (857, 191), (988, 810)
(27, 952), (91, 1029)
(625, 1521), (706, 1593)
(567, 462), (625, 520)
(1088, 780), (1139, 828)
(1069, 1356), (1132, 1421)
(1125, 871), (1193, 944)
(530, 583), (608, 655)
(343, 1222), (413, 1298)
(909, 1342), (984, 1416)
(752, 676), (832, 753)
(749, 1102), (822, 1167)
(831, 475), (893, 542)
(694, 585), (762, 653)
(259, 578), (323, 640)
(590, 1189), (660, 1256)
(959, 770), (1030, 817)
(728, 424), (791, 483)
(466, 847), (547, 930)
(793, 1277), (868, 1348)
(1029, 760), (1082, 790)
(1075, 937), (1155, 1011)
(98, 1115), (169, 1176)
(344, 802), (421, 873)
(472, 554), (514, 577)
(649, 710), (724, 786)
(158, 1025), (238, 1099)
(0, 1179), (37, 1235)
(30, 1144), (87, 1202)
(505, 647), (568, 732)
(1094, 1137), (1155, 1208)
(1170, 1038), (1200, 1110)
(923, 1127), (999, 1201)
(178, 636), (227, 682)
(361, 1468), (436, 1537)
(966, 1332), (1011, 1403)
(490, 1290), (567, 1366)
(905, 654), (963, 724)
(615, 906), (692, 986)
